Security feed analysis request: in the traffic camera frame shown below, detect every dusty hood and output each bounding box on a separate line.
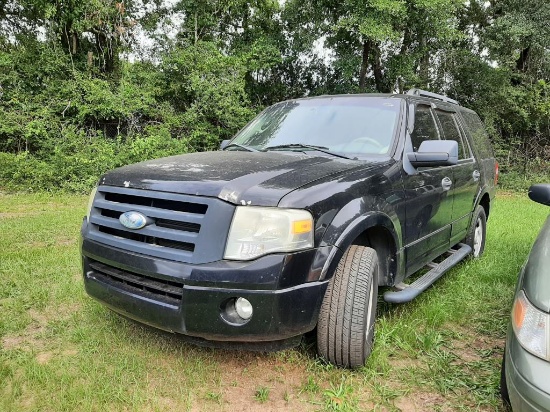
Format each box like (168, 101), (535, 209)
(100, 151), (366, 206)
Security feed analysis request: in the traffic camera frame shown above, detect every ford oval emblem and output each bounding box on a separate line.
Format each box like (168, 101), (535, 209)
(119, 211), (148, 230)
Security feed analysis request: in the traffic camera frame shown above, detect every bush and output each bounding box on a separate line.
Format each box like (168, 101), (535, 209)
(0, 130), (195, 193)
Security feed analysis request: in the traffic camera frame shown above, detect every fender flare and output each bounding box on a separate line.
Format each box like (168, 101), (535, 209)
(319, 211), (402, 282)
(473, 185), (492, 218)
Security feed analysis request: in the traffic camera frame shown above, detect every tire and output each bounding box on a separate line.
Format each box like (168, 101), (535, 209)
(500, 351), (511, 408)
(465, 205), (487, 258)
(317, 245), (379, 368)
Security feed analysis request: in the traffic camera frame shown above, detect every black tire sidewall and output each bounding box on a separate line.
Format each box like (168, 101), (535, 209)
(362, 261), (378, 358)
(317, 245), (379, 368)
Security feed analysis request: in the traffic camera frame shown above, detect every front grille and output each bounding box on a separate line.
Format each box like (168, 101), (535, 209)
(155, 219), (200, 233)
(89, 260), (183, 305)
(97, 226), (196, 252)
(86, 186), (234, 264)
(104, 192), (208, 214)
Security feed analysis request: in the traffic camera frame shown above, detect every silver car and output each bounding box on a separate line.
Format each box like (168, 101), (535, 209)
(501, 184), (550, 411)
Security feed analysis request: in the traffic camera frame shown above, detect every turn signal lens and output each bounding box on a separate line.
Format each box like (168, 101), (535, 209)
(513, 295), (526, 329)
(292, 220), (313, 234)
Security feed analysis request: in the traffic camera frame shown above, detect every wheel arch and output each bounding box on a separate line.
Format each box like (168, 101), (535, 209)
(473, 185), (492, 220)
(321, 212), (400, 287)
(479, 192), (491, 220)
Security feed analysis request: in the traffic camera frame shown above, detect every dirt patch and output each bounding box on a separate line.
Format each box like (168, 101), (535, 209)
(35, 348), (79, 365)
(217, 357), (315, 412)
(448, 326), (503, 363)
(141, 349), (317, 411)
(388, 355), (422, 371)
(1, 303), (82, 351)
(57, 237), (76, 246)
(36, 351), (54, 365)
(29, 241), (48, 248)
(395, 392), (454, 412)
(2, 321), (46, 350)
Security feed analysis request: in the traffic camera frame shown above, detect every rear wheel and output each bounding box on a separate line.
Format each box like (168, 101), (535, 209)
(317, 245), (378, 368)
(465, 205), (487, 258)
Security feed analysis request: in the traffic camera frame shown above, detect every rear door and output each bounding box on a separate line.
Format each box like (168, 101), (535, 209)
(434, 108), (480, 244)
(459, 109), (498, 193)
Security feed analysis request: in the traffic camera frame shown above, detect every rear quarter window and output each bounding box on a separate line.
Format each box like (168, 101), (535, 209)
(459, 110), (494, 159)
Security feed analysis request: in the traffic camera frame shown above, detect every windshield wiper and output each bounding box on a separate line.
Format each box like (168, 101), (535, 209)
(263, 144), (355, 160)
(222, 143), (259, 152)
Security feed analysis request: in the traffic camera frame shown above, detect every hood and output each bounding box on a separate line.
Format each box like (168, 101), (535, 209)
(522, 215), (550, 313)
(100, 151), (368, 206)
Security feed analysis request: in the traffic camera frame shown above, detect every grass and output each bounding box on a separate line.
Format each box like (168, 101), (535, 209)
(1, 191), (548, 411)
(255, 386), (270, 403)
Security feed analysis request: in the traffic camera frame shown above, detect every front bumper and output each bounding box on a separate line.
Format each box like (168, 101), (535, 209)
(505, 326), (550, 412)
(81, 229), (331, 345)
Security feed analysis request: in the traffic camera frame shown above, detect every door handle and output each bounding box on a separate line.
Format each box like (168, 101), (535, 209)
(473, 170), (481, 181)
(441, 177), (452, 191)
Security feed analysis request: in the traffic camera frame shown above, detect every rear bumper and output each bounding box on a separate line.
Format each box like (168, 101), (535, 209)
(81, 221), (330, 344)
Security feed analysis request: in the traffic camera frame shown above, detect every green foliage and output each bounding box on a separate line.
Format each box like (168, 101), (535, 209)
(0, 0), (549, 192)
(0, 37), (254, 192)
(254, 386), (270, 403)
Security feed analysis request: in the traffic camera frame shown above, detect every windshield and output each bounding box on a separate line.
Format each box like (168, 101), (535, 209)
(230, 97), (401, 156)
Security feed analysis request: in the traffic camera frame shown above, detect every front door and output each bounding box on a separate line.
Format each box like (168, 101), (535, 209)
(403, 104), (455, 275)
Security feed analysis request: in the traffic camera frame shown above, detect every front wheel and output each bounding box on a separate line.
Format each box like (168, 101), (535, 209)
(317, 245), (379, 368)
(465, 205), (487, 258)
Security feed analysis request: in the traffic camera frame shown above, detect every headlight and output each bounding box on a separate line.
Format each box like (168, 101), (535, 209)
(224, 206), (314, 260)
(512, 290), (549, 360)
(86, 186), (98, 223)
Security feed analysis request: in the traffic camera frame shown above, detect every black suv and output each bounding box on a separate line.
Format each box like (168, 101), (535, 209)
(81, 89), (498, 368)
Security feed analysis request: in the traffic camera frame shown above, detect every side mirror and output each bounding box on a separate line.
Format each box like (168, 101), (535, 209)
(220, 139), (230, 150)
(528, 184), (550, 206)
(407, 140), (458, 168)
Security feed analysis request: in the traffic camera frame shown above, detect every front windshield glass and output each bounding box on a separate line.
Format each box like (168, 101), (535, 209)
(231, 97), (401, 156)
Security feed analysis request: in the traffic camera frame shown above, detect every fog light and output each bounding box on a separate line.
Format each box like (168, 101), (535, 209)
(235, 297), (253, 320)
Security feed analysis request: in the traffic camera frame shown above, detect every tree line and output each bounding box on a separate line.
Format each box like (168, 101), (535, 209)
(0, 0), (548, 191)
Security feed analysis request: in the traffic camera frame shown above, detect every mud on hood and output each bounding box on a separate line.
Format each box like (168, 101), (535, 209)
(100, 151), (365, 206)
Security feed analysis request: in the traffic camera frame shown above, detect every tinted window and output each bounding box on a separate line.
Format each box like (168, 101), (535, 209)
(459, 110), (494, 159)
(436, 111), (470, 159)
(411, 105), (439, 151)
(231, 98), (400, 155)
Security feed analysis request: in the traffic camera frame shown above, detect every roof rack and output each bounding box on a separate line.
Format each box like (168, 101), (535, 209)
(406, 88), (459, 105)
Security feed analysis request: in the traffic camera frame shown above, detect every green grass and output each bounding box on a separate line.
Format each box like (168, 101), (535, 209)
(254, 386), (270, 403)
(1, 191), (548, 411)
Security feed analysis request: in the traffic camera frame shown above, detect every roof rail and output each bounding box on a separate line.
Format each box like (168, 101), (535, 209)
(406, 88), (459, 105)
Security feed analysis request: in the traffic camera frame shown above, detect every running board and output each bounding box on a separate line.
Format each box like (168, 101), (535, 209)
(383, 243), (472, 303)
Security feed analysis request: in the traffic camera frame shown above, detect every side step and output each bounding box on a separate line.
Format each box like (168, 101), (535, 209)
(383, 243), (472, 303)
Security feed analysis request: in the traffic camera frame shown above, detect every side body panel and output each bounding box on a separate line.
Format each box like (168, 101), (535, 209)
(279, 160), (407, 286)
(448, 159), (478, 242)
(402, 165), (454, 274)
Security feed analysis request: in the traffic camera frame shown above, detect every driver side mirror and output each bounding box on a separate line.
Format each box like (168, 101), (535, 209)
(407, 140), (458, 168)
